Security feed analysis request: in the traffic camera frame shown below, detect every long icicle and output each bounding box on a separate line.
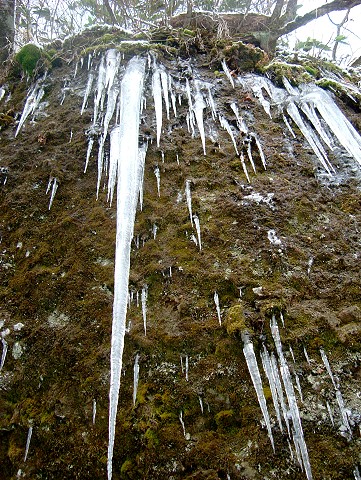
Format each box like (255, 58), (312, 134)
(108, 57), (146, 480)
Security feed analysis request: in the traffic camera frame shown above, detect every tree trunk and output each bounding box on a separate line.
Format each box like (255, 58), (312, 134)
(0, 0), (15, 64)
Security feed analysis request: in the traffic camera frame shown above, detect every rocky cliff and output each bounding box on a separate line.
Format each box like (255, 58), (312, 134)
(0, 27), (360, 480)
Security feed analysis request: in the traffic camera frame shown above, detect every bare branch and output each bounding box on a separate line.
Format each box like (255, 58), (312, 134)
(278, 0), (361, 37)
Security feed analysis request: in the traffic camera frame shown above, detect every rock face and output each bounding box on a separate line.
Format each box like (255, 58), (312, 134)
(0, 29), (360, 480)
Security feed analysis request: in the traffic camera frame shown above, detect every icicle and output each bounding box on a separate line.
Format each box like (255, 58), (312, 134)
(180, 355), (184, 373)
(73, 61), (78, 78)
(289, 346), (296, 363)
(0, 339), (8, 371)
(160, 68), (170, 120)
(307, 257), (313, 276)
(176, 153), (179, 165)
(294, 373), (304, 402)
(152, 224), (158, 239)
(303, 346), (311, 364)
(221, 60), (234, 88)
(219, 116), (238, 154)
(47, 177), (58, 210)
(193, 214), (202, 251)
(199, 396), (204, 414)
(185, 355), (189, 381)
(179, 411), (187, 438)
(24, 425), (33, 462)
(282, 113), (296, 138)
(108, 57), (146, 480)
(320, 348), (337, 389)
(271, 315), (312, 480)
(169, 76), (177, 117)
(246, 141), (257, 173)
(242, 334), (275, 451)
(240, 152), (250, 183)
(141, 285), (148, 336)
(302, 85), (361, 166)
(154, 166), (160, 197)
(214, 292), (221, 325)
(185, 180), (193, 226)
(261, 346), (284, 433)
(286, 102), (333, 174)
(326, 401), (334, 426)
(69, 130), (73, 143)
(253, 135), (267, 170)
(84, 137), (94, 173)
(81, 73), (94, 115)
(186, 78), (193, 110)
(230, 102), (247, 133)
(190, 234), (198, 247)
(207, 87), (217, 120)
(133, 353), (140, 406)
(193, 81), (206, 155)
(137, 144), (147, 211)
(87, 52), (92, 70)
(93, 399), (97, 424)
(15, 76), (45, 137)
(280, 311), (285, 328)
(335, 389), (352, 436)
(93, 55), (106, 126)
(354, 466), (361, 480)
(152, 68), (163, 147)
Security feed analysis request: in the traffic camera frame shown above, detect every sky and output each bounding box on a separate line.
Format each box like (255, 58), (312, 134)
(291, 0), (361, 64)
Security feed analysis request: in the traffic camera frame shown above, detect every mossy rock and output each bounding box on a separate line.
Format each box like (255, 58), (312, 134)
(262, 61), (313, 86)
(214, 409), (235, 430)
(224, 303), (248, 336)
(15, 44), (42, 76)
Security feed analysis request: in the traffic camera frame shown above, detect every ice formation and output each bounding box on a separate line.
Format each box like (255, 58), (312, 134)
(46, 177), (58, 210)
(133, 353), (140, 406)
(271, 315), (313, 480)
(185, 180), (193, 226)
(24, 425), (33, 462)
(107, 57), (146, 480)
(214, 292), (221, 325)
(243, 334), (275, 451)
(32, 49), (361, 479)
(15, 75), (46, 137)
(92, 399), (97, 424)
(193, 214), (202, 251)
(141, 285), (148, 336)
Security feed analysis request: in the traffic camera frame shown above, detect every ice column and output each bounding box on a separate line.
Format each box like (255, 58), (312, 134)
(107, 57), (146, 480)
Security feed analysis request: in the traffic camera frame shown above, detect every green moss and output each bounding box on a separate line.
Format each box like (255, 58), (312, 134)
(224, 303), (247, 336)
(262, 61), (313, 86)
(214, 409), (235, 431)
(144, 428), (159, 448)
(121, 459), (133, 475)
(15, 44), (42, 76)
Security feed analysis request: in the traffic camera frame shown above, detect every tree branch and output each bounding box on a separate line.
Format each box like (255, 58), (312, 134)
(277, 0), (361, 37)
